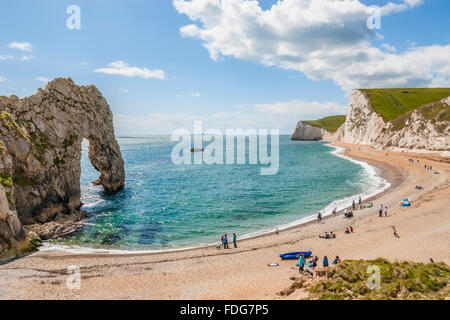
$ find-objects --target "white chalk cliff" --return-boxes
[336,90,450,153]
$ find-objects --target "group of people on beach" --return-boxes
[298,254,341,276]
[219,233,237,249]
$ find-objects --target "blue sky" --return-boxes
[1,0,449,134]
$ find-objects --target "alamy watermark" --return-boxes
[367,5,381,30]
[171,121,279,175]
[66,265,81,290]
[66,5,81,30]
[366,265,381,290]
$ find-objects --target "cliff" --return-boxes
[337,90,450,153]
[0,78,125,259]
[291,115,346,141]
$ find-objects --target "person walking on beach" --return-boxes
[298,254,305,273]
[323,256,329,267]
[317,211,322,223]
[352,200,356,210]
[223,234,229,249]
[384,206,388,217]
[379,204,383,217]
[220,234,224,248]
[233,233,237,248]
[359,196,362,210]
[332,207,337,216]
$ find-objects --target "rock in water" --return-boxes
[0,78,125,259]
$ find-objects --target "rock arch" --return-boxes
[0,78,125,258]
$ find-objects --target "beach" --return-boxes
[0,143,449,300]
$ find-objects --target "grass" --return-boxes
[0,172,12,187]
[282,259,450,300]
[304,115,346,133]
[361,88,450,122]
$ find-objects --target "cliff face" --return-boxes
[0,78,125,259]
[291,121,324,141]
[337,90,450,153]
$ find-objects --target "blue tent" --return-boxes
[400,198,411,207]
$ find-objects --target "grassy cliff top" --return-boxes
[304,115,346,133]
[361,88,450,122]
[280,259,450,300]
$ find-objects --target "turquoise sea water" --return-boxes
[54,136,386,251]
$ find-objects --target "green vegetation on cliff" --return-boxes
[361,88,450,122]
[304,115,346,133]
[282,259,450,300]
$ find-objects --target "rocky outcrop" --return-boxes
[0,78,125,259]
[337,90,450,153]
[291,122,336,141]
[291,121,325,141]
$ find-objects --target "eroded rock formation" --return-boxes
[0,78,125,259]
[291,121,333,141]
[336,90,450,153]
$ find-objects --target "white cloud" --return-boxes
[0,54,14,60]
[113,99,347,135]
[94,61,166,79]
[36,76,50,83]
[8,41,33,52]
[173,0,448,91]
[119,88,129,94]
[0,76,7,82]
[190,92,202,97]
[381,43,397,53]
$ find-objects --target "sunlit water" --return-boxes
[52,136,388,251]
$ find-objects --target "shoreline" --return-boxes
[39,141,392,256]
[1,142,449,299]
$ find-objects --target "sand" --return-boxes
[0,143,449,300]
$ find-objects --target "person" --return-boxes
[331,231,336,238]
[223,234,229,249]
[323,256,329,267]
[345,227,350,234]
[332,256,341,265]
[308,256,318,268]
[320,232,330,239]
[220,234,224,248]
[352,200,356,210]
[384,206,388,217]
[298,254,305,273]
[233,233,237,248]
[350,226,354,233]
[379,204,383,217]
[317,211,322,223]
[344,208,349,217]
[332,207,337,216]
[392,226,400,238]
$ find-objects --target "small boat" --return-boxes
[279,251,312,260]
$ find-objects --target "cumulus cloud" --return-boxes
[8,41,33,52]
[0,76,7,82]
[173,0,448,91]
[113,99,347,135]
[36,76,50,83]
[94,61,166,79]
[190,92,202,97]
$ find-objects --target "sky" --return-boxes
[0,0,449,135]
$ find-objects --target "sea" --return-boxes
[46,135,389,253]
